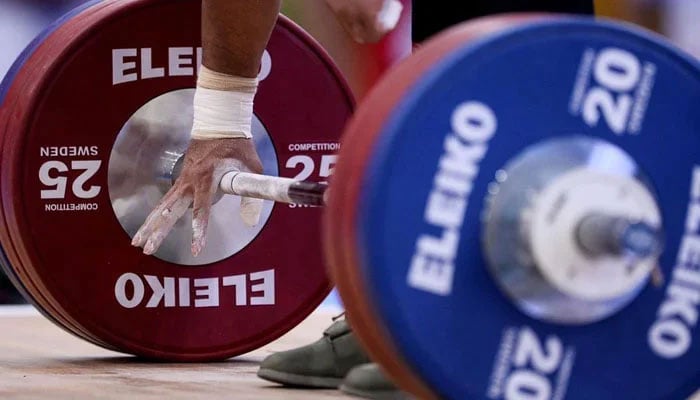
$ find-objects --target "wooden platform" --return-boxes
[0,306,697,399]
[0,306,350,399]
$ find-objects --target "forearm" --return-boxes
[202,0,282,77]
[135,1,280,256]
[194,1,282,140]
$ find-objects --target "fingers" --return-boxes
[131,188,181,248]
[239,151,264,227]
[240,196,264,227]
[143,194,193,255]
[345,18,391,44]
[191,182,215,257]
[328,0,399,44]
[132,137,266,258]
[131,187,193,256]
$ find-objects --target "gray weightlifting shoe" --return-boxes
[257,316,371,388]
[340,363,410,400]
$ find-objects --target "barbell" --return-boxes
[0,0,698,399]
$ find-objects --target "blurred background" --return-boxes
[2,0,699,99]
[0,0,698,304]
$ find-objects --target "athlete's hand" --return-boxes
[131,138,263,256]
[325,0,404,43]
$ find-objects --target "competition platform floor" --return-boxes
[0,296,698,400]
[0,297,350,400]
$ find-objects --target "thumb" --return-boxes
[240,196,264,227]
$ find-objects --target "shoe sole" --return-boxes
[257,368,343,389]
[339,384,412,400]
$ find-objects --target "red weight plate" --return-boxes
[0,1,117,347]
[1,109,105,345]
[3,0,353,361]
[324,14,551,399]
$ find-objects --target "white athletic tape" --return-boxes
[376,0,404,32]
[191,66,258,140]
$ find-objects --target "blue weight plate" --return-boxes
[358,18,700,399]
